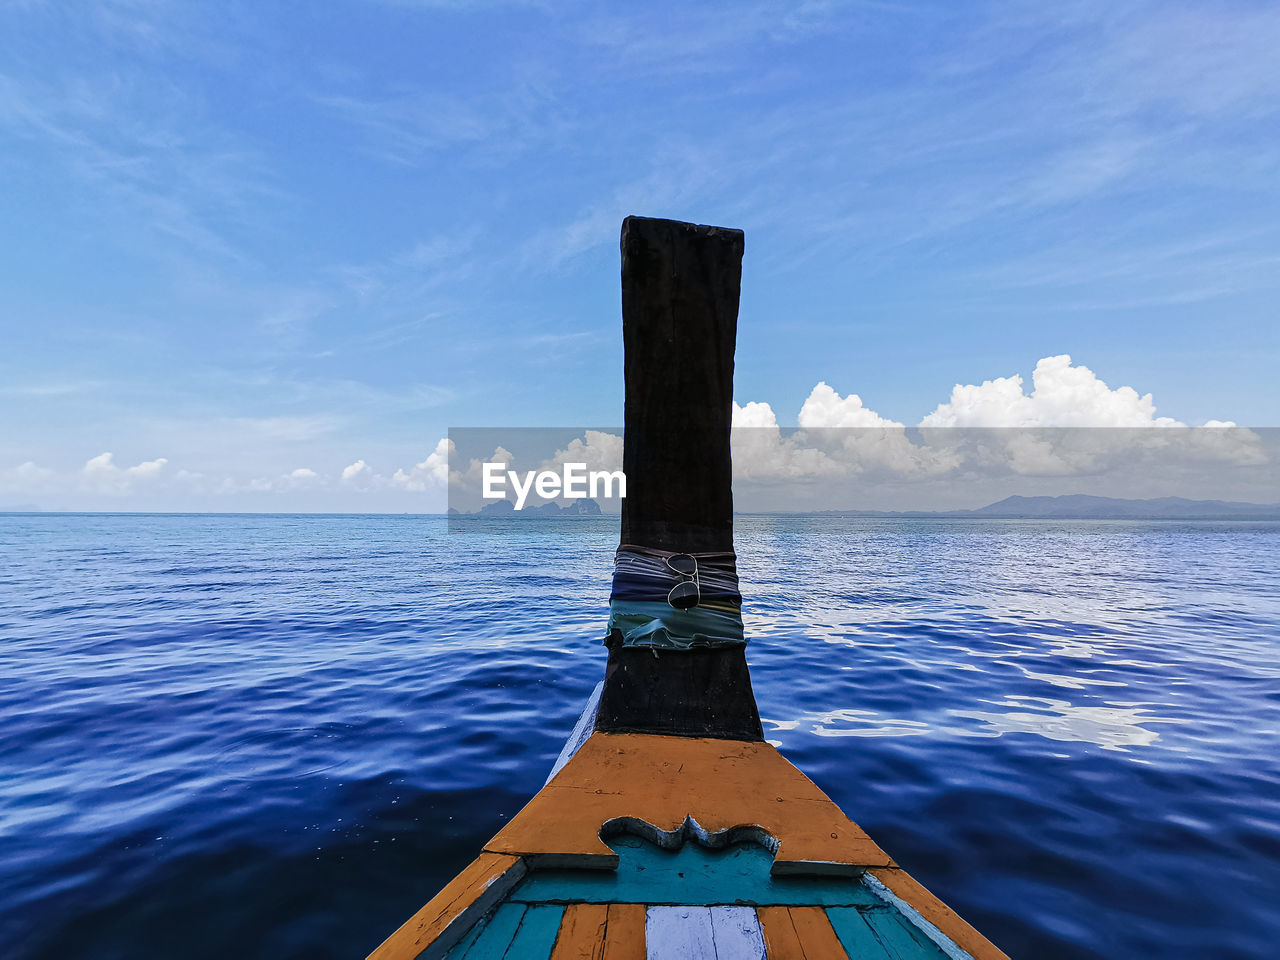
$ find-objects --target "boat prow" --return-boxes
[366,217,1008,959]
[369,726,1007,959]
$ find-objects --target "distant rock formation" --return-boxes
[563,497,603,516]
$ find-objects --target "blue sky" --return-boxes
[1,1,1277,511]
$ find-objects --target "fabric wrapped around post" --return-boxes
[606,545,745,649]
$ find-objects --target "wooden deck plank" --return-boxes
[551,903,610,960]
[645,906,716,959]
[602,904,646,960]
[825,908,895,958]
[486,732,890,874]
[787,907,849,959]
[757,906,803,960]
[504,904,565,959]
[455,903,527,960]
[861,909,949,960]
[367,852,525,960]
[442,913,490,960]
[709,905,767,959]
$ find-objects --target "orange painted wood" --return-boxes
[366,852,523,960]
[551,903,610,960]
[759,906,851,959]
[869,867,1011,960]
[787,907,847,958]
[602,904,646,960]
[757,906,803,959]
[486,732,890,873]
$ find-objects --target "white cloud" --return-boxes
[726,355,1264,485]
[80,452,169,494]
[391,438,453,491]
[340,459,371,483]
[1,357,1265,510]
[542,430,623,475]
[920,354,1181,428]
[731,399,842,480]
[798,382,903,430]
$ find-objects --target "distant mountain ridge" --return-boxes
[461,498,605,517]
[779,495,1280,520]
[970,495,1279,519]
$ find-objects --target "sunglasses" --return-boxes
[665,553,700,610]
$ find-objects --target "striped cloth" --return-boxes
[606,545,745,650]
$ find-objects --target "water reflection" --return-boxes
[948,697,1178,751]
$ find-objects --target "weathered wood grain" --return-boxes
[786,907,850,958]
[603,904,647,960]
[756,907,803,959]
[597,215,762,742]
[824,908,891,958]
[860,908,948,960]
[551,903,610,960]
[453,903,528,960]
[645,906,716,959]
[709,905,767,959]
[485,732,891,873]
[366,852,525,960]
[505,904,566,958]
[617,215,741,555]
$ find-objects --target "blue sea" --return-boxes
[2,513,1278,959]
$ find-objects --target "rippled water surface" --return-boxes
[2,513,1278,958]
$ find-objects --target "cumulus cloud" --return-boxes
[340,459,371,483]
[0,358,1265,510]
[243,466,324,492]
[920,355,1181,428]
[799,383,903,430]
[727,355,1264,485]
[391,438,453,491]
[542,429,623,475]
[81,452,169,494]
[731,399,842,480]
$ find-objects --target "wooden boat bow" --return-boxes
[367,217,1010,960]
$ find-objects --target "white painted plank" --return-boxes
[646,906,716,959]
[546,680,604,784]
[709,905,766,959]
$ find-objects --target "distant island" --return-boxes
[452,498,605,517]
[769,495,1280,520]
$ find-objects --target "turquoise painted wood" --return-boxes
[442,911,492,959]
[826,907,891,957]
[446,902,527,959]
[444,837,953,960]
[827,907,950,960]
[504,903,565,958]
[861,906,950,960]
[511,835,881,907]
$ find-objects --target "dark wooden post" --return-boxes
[595,216,764,741]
